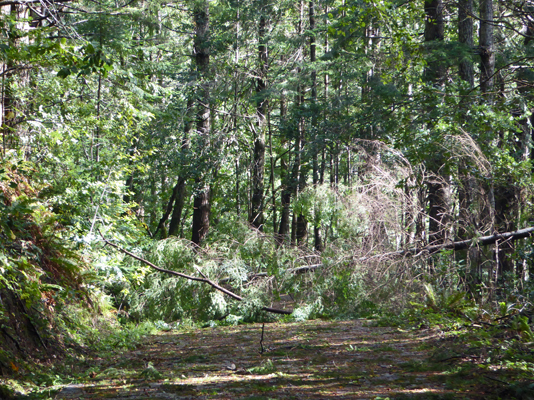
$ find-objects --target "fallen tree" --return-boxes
[224,227,534,279]
[99,232,292,315]
[370,226,534,260]
[100,227,534,316]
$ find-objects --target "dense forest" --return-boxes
[1,0,534,395]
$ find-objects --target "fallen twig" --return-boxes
[260,323,265,355]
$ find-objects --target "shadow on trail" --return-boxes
[57,320,494,399]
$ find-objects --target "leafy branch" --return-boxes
[98,231,292,315]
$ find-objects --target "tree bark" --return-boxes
[250,5,269,230]
[294,0,307,247]
[191,0,211,245]
[277,90,291,245]
[424,0,449,247]
[310,0,323,252]
[168,176,187,236]
[458,0,474,86]
[479,0,495,97]
[168,98,194,237]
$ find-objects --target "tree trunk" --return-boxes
[168,177,187,236]
[310,0,323,252]
[277,91,291,245]
[293,0,307,247]
[457,0,475,240]
[191,0,211,245]
[479,0,495,98]
[250,7,269,230]
[169,98,194,237]
[424,0,449,247]
[458,0,474,87]
[457,0,482,284]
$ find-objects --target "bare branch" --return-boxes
[364,226,534,260]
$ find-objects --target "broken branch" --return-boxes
[366,226,534,260]
[99,232,292,315]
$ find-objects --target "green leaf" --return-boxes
[57,68,71,78]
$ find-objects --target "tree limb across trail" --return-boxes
[370,226,534,260]
[99,232,292,315]
[226,227,534,279]
[99,227,534,315]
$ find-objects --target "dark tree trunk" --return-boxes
[191,0,211,245]
[424,0,445,83]
[457,0,482,284]
[250,7,269,230]
[191,185,211,245]
[168,177,187,236]
[458,0,474,87]
[457,0,475,241]
[293,0,307,246]
[424,0,449,247]
[310,0,323,252]
[479,0,495,97]
[169,98,194,237]
[277,91,291,245]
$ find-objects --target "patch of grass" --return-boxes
[291,343,328,350]
[247,359,277,375]
[184,355,208,363]
[345,344,372,352]
[268,349,288,356]
[248,382,278,392]
[372,345,398,352]
[395,394,459,400]
[400,360,435,372]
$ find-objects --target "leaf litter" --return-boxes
[56,319,500,399]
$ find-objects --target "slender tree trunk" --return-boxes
[295,0,307,247]
[268,112,277,233]
[424,0,449,247]
[309,0,323,252]
[479,0,495,98]
[191,0,211,245]
[458,0,474,87]
[250,5,269,230]
[277,90,291,245]
[457,0,483,284]
[479,0,512,278]
[457,0,475,240]
[233,8,241,217]
[168,179,187,236]
[169,99,194,236]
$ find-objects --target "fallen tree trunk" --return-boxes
[225,227,534,282]
[99,232,292,315]
[101,227,534,313]
[369,226,534,260]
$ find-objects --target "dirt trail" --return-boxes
[56,320,493,399]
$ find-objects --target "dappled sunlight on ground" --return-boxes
[56,319,497,399]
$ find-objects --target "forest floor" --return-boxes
[53,319,514,400]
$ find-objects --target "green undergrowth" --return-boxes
[0,159,158,398]
[375,284,534,397]
[0,316,160,399]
